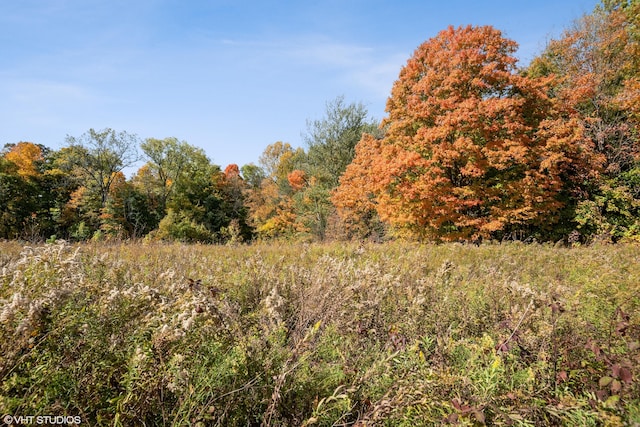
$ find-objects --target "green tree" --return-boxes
[137,138,240,242]
[43,147,89,238]
[135,138,219,236]
[298,97,381,239]
[65,128,140,207]
[99,172,157,239]
[304,96,380,188]
[163,144,219,220]
[0,143,65,240]
[139,137,193,217]
[154,208,214,242]
[0,155,36,239]
[240,163,266,190]
[217,164,253,241]
[291,175,333,240]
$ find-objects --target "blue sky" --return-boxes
[1,0,598,171]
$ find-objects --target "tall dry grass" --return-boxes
[1,240,638,425]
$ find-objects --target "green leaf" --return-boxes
[599,376,613,387]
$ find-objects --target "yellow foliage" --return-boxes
[4,142,42,178]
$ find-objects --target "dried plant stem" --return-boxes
[498,299,533,352]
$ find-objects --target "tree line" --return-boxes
[2,0,639,244]
[0,98,375,243]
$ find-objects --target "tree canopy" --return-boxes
[1,1,638,243]
[335,25,601,241]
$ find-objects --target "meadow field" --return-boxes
[0,241,639,426]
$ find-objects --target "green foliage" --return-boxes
[71,221,92,240]
[293,185,328,239]
[304,96,380,188]
[152,209,214,242]
[575,177,640,242]
[138,137,200,218]
[0,158,36,239]
[240,163,266,189]
[65,128,140,207]
[109,183,157,239]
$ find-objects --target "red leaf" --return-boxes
[619,367,633,384]
[557,370,568,383]
[612,363,621,378]
[451,398,463,411]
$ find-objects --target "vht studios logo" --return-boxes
[3,415,82,425]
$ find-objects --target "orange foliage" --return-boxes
[224,164,241,179]
[109,171,127,191]
[537,8,631,109]
[245,178,306,238]
[530,5,640,172]
[332,134,386,235]
[244,142,309,238]
[287,169,307,191]
[221,163,244,192]
[335,26,601,240]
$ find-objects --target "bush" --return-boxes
[152,209,214,243]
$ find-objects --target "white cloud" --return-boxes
[226,35,407,103]
[5,79,93,105]
[347,52,407,99]
[287,39,374,68]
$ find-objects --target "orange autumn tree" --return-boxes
[245,142,308,239]
[4,142,43,178]
[335,25,600,241]
[527,1,640,175]
[332,134,387,238]
[527,1,640,241]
